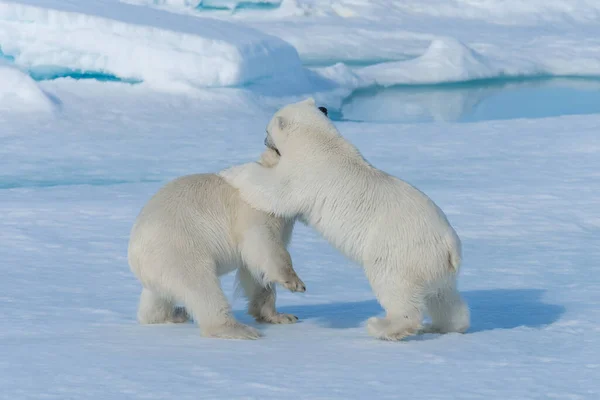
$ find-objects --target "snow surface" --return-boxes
[1,0,600,399]
[4,0,600,96]
[0,1,306,92]
[124,0,282,11]
[0,60,55,112]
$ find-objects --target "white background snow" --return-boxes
[1,0,599,399]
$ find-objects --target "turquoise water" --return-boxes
[334,77,600,123]
[196,1,280,11]
[0,48,15,62]
[1,49,140,83]
[28,66,141,84]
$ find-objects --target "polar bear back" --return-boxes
[299,161,459,269]
[128,173,289,283]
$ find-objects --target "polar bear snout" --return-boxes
[264,135,280,156]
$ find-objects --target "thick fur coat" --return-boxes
[220,98,470,340]
[128,149,305,340]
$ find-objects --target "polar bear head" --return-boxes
[264,98,332,157]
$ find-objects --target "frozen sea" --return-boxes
[1,1,599,399]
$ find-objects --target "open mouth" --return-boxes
[264,136,280,156]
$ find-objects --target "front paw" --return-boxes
[202,321,263,340]
[277,272,306,293]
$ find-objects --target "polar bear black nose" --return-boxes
[318,106,328,116]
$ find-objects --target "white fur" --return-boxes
[219,98,470,341]
[128,149,305,340]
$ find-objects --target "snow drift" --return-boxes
[0,1,305,92]
[0,60,55,112]
[314,38,540,89]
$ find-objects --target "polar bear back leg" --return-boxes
[423,280,470,334]
[171,259,262,340]
[236,266,299,324]
[365,273,426,341]
[137,288,189,324]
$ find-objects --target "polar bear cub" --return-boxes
[128,149,305,340]
[220,98,470,341]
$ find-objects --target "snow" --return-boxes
[1,0,600,398]
[375,0,600,25]
[124,0,282,12]
[0,60,55,112]
[0,1,306,92]
[231,1,600,85]
[2,0,600,95]
[356,38,531,87]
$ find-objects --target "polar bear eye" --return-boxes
[318,106,328,116]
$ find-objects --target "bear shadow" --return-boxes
[274,289,565,333]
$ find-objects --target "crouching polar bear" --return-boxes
[128,148,305,340]
[220,98,470,341]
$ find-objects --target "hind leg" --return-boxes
[422,282,470,334]
[176,262,262,340]
[365,271,425,341]
[236,266,298,324]
[137,288,189,324]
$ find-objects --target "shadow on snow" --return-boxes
[273,288,565,333]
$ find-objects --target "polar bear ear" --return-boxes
[276,116,287,131]
[303,97,316,106]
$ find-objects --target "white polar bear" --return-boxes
[219,98,470,341]
[128,149,305,340]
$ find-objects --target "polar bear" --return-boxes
[219,98,470,341]
[127,148,305,340]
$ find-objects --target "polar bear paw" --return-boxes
[418,322,469,335]
[273,269,306,293]
[256,312,299,324]
[418,323,444,334]
[280,275,306,293]
[367,316,421,341]
[202,321,263,340]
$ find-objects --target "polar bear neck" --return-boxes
[286,125,371,169]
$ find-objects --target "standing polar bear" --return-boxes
[128,148,305,340]
[220,98,470,341]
